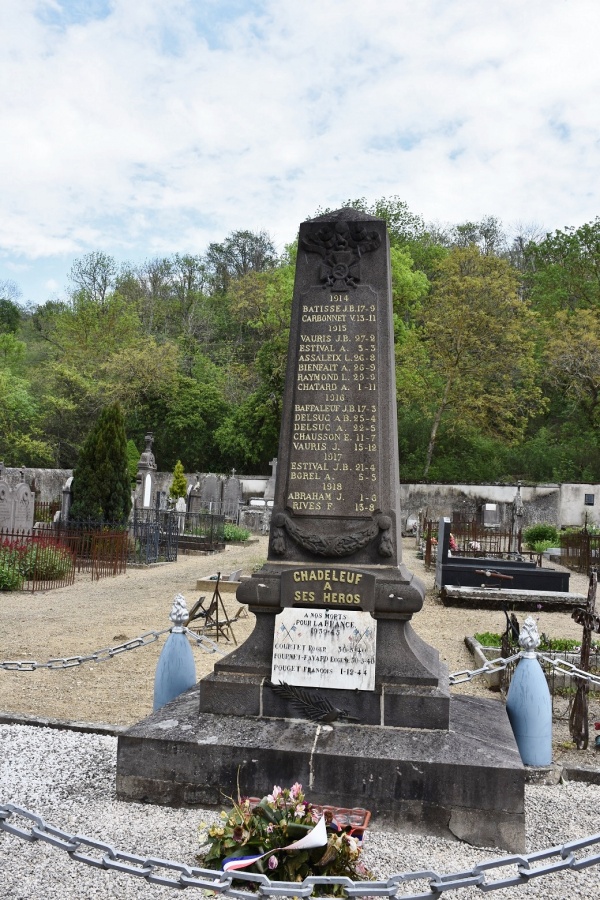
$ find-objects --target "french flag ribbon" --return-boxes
[222,814,328,872]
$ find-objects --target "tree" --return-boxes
[525,218,600,315]
[69,251,118,305]
[170,460,187,499]
[205,230,278,294]
[418,246,542,477]
[126,439,140,484]
[0,297,21,334]
[70,403,132,522]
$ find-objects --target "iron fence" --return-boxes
[560,531,600,573]
[478,644,600,712]
[0,529,76,591]
[130,507,179,564]
[422,519,540,569]
[33,498,61,524]
[178,511,225,554]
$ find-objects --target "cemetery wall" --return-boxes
[1,466,268,505]
[400,482,599,530]
[3,465,597,527]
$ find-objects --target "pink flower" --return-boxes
[295,803,306,817]
[267,785,282,802]
[290,782,303,799]
[266,823,274,833]
[268,855,279,870]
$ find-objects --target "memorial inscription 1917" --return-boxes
[203,208,446,730]
[270,215,396,563]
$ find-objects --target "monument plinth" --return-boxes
[117,210,525,852]
[201,208,448,728]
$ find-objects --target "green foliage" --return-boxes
[9,206,600,483]
[531,540,554,553]
[223,523,251,542]
[0,537,72,589]
[523,523,559,548]
[70,402,132,522]
[126,439,139,483]
[170,460,188,499]
[198,783,370,886]
[474,631,587,652]
[0,298,21,334]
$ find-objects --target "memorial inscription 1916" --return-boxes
[271,218,395,560]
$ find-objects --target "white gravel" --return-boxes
[1,723,600,899]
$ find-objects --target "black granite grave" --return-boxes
[435,517,570,592]
[116,210,525,851]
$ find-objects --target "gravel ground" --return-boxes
[1,723,599,899]
[1,537,600,897]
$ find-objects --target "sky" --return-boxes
[1,0,600,306]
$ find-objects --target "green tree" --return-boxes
[170,460,187,499]
[419,246,542,477]
[525,218,600,315]
[126,439,140,484]
[70,403,132,522]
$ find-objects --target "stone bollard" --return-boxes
[153,594,197,712]
[506,616,552,766]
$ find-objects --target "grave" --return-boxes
[0,470,34,534]
[435,517,571,594]
[116,209,525,851]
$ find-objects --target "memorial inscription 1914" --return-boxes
[119,210,526,855]
[200,208,449,730]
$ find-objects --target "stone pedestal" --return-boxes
[117,686,525,852]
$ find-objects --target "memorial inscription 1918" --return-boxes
[270,215,396,563]
[203,208,446,731]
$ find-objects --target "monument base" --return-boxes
[116,686,525,852]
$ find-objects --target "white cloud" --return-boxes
[1,0,600,302]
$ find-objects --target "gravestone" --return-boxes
[117,210,525,851]
[136,433,157,509]
[13,477,34,534]
[0,471,34,533]
[0,475,13,533]
[200,473,222,510]
[264,457,277,501]
[222,473,242,518]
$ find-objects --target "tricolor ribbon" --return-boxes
[222,814,328,872]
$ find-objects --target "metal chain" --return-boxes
[0,627,223,672]
[537,653,600,687]
[1,803,599,897]
[448,652,521,685]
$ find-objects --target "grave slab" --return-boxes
[116,685,525,852]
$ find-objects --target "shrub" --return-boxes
[223,524,251,542]
[532,540,554,553]
[523,523,559,549]
[19,542,72,580]
[0,561,23,591]
[170,460,188,500]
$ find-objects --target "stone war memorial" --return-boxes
[117,209,525,851]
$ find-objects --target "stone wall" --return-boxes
[3,465,598,529]
[399,482,581,530]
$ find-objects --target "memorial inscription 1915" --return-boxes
[270,216,395,562]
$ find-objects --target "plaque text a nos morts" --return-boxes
[200,209,449,728]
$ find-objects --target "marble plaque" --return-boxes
[271,607,376,691]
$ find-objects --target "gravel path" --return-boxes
[1,538,600,897]
[1,723,599,899]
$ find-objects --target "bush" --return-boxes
[19,542,72,580]
[532,540,554,553]
[0,561,23,591]
[474,631,598,652]
[223,523,251,542]
[523,523,559,549]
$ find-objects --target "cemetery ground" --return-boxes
[1,536,598,771]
